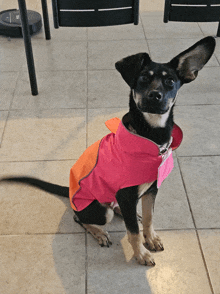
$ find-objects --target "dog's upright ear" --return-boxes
[115,53,151,88]
[169,36,216,83]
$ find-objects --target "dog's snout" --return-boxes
[148,90,163,101]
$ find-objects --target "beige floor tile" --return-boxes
[37,16,88,41]
[0,111,8,145]
[49,26,87,41]
[0,72,19,110]
[87,108,128,146]
[174,105,220,156]
[141,13,203,39]
[87,231,212,294]
[0,35,10,43]
[0,109,86,161]
[22,40,87,71]
[88,40,149,70]
[178,157,220,229]
[0,234,86,294]
[0,160,85,234]
[150,158,194,229]
[146,230,212,294]
[0,39,26,71]
[147,38,219,66]
[0,0,42,11]
[88,22,145,41]
[88,70,130,109]
[140,0,164,12]
[34,14,88,41]
[87,232,152,294]
[198,22,220,37]
[12,71,87,109]
[212,37,220,65]
[175,67,220,106]
[198,229,220,293]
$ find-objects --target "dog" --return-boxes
[0,36,215,266]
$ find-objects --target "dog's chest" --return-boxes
[128,124,169,198]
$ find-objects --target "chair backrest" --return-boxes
[52,0,139,28]
[164,0,220,23]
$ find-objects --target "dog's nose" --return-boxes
[148,90,163,101]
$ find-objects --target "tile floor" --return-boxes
[0,1,220,293]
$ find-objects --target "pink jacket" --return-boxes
[69,117,183,211]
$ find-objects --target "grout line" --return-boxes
[214,52,220,66]
[0,232,86,237]
[197,22,206,37]
[4,103,220,112]
[195,230,215,294]
[87,37,146,42]
[175,103,220,106]
[140,13,152,57]
[0,159,79,163]
[0,71,20,149]
[176,156,215,294]
[1,227,219,237]
[177,154,220,158]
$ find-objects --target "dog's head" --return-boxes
[115,37,216,115]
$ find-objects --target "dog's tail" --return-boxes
[0,176,69,197]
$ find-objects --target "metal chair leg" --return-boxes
[134,0,139,25]
[217,22,220,37]
[18,0,38,96]
[41,0,51,40]
[52,0,59,29]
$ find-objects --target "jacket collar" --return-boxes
[105,116,183,156]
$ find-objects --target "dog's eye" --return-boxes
[139,76,148,83]
[165,78,175,87]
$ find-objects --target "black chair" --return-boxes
[51,0,139,28]
[164,0,220,37]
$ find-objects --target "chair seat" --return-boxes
[164,0,220,36]
[53,0,139,27]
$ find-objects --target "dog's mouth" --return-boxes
[137,103,169,115]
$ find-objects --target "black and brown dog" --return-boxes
[0,36,215,266]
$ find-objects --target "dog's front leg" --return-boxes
[116,187,155,266]
[141,181,164,252]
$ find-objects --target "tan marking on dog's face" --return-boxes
[162,71,168,76]
[149,70,154,76]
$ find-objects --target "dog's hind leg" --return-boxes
[74,200,114,247]
[141,181,164,252]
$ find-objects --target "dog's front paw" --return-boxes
[128,233,155,266]
[135,245,155,266]
[85,224,112,247]
[94,229,112,247]
[143,227,164,252]
[74,215,112,247]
